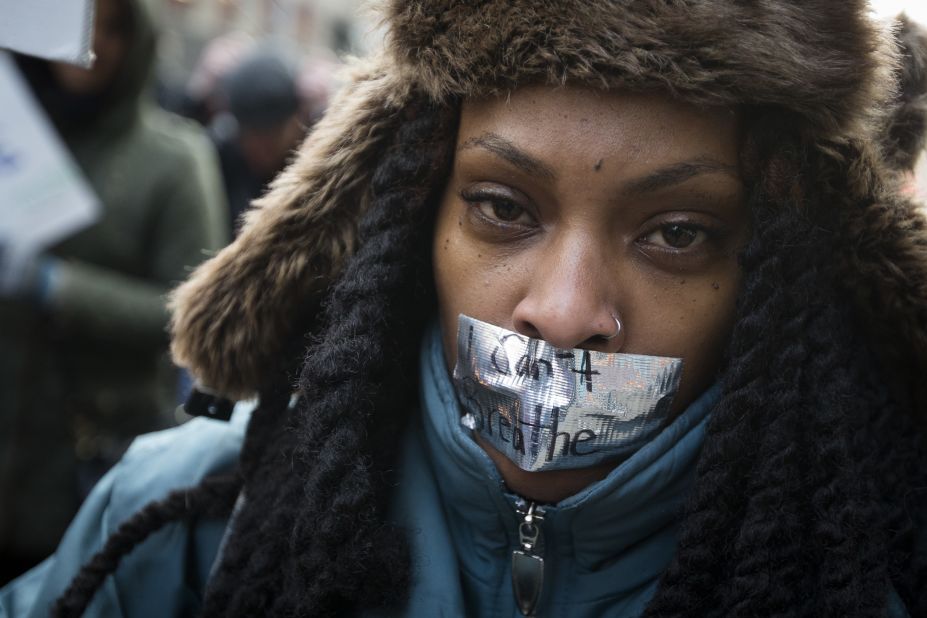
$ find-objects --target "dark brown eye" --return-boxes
[464,194,533,225]
[461,185,535,227]
[660,224,699,248]
[640,222,707,250]
[486,200,525,222]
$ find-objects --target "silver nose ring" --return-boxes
[602,315,623,341]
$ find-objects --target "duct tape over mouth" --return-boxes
[453,315,683,472]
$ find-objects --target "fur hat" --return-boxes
[170,0,919,401]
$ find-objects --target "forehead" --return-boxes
[457,85,740,172]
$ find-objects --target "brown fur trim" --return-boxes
[169,58,413,398]
[387,0,897,141]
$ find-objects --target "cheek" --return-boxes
[433,200,530,369]
[628,266,741,412]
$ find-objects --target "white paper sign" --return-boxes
[0,52,100,291]
[0,0,96,67]
[915,153,927,205]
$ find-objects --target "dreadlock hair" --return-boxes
[52,473,241,617]
[55,100,927,616]
[643,109,927,617]
[199,99,456,616]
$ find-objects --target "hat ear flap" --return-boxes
[170,58,415,399]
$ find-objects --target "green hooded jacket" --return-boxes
[0,0,228,562]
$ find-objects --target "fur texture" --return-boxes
[388,0,895,138]
[170,60,413,397]
[171,0,903,400]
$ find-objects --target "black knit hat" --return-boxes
[223,51,299,129]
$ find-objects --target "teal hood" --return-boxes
[383,323,720,617]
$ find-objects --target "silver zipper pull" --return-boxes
[512,499,545,616]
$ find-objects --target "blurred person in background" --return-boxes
[0,0,227,584]
[213,50,308,236]
[883,14,927,200]
[170,32,255,128]
[296,56,337,127]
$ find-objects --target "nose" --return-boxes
[511,238,625,351]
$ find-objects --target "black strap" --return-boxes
[184,387,235,421]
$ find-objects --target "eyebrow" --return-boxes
[458,131,738,192]
[459,132,556,179]
[622,159,739,196]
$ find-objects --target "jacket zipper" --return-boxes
[512,498,546,616]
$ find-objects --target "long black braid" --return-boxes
[199,99,456,616]
[644,111,927,616]
[52,473,241,617]
[640,113,803,614]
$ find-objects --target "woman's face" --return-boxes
[433,86,748,498]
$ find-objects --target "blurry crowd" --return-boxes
[1,0,927,590]
[0,0,342,584]
[158,31,340,237]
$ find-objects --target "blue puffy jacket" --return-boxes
[0,326,914,617]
